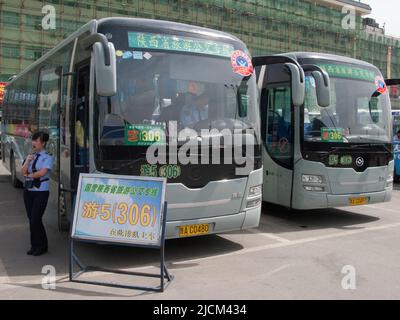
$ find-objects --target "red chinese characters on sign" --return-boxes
[127,129,139,143]
[231,50,253,77]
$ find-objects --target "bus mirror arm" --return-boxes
[81,33,117,97]
[385,79,400,86]
[252,56,303,77]
[284,63,305,107]
[302,65,329,86]
[81,33,111,66]
[372,78,400,100]
[302,64,331,108]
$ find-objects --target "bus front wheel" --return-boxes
[10,154,23,188]
[58,191,71,232]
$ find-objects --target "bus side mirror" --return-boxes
[285,63,305,107]
[311,69,331,107]
[94,42,117,97]
[369,97,379,123]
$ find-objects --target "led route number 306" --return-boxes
[81,201,157,228]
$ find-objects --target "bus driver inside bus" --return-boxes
[179,81,209,127]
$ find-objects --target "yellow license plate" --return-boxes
[349,197,369,206]
[179,224,210,237]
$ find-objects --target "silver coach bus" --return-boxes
[255,52,397,210]
[1,17,271,238]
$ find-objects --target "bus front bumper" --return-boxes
[164,206,261,239]
[292,187,392,210]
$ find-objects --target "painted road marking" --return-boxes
[1,220,400,289]
[168,221,400,266]
[247,228,292,243]
[108,221,400,273]
[364,205,400,214]
[0,259,10,286]
[265,264,291,277]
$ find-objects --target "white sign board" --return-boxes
[71,174,167,247]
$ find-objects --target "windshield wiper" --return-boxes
[164,126,259,147]
[319,146,350,159]
[112,157,146,171]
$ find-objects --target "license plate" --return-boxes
[179,224,210,237]
[349,197,369,206]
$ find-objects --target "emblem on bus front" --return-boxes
[231,50,253,77]
[355,157,365,167]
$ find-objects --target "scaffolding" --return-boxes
[1,0,399,91]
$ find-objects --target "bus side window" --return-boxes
[265,86,293,167]
[37,66,61,173]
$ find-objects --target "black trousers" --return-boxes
[23,190,49,250]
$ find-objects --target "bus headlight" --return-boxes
[248,185,262,197]
[246,198,261,208]
[246,185,262,208]
[302,174,323,184]
[387,174,393,187]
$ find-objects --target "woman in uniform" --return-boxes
[21,131,53,256]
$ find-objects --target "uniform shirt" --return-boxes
[25,150,53,192]
[180,104,208,127]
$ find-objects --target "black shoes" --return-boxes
[33,247,48,256]
[27,247,48,256]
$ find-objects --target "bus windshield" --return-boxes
[303,62,391,147]
[95,46,259,159]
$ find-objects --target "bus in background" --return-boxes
[0,82,7,159]
[0,82,6,107]
[1,18,269,238]
[254,52,398,210]
[393,110,400,182]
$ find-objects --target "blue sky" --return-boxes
[362,0,400,37]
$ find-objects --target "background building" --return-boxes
[1,0,399,108]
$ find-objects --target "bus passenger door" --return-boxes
[259,64,294,208]
[71,63,90,189]
[58,61,90,231]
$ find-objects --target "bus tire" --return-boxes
[59,218,70,232]
[58,191,70,232]
[10,153,23,188]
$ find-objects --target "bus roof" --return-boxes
[7,17,244,87]
[280,51,377,69]
[97,17,242,43]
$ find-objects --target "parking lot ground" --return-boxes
[1,162,400,299]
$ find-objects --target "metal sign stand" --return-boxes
[69,201,173,292]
